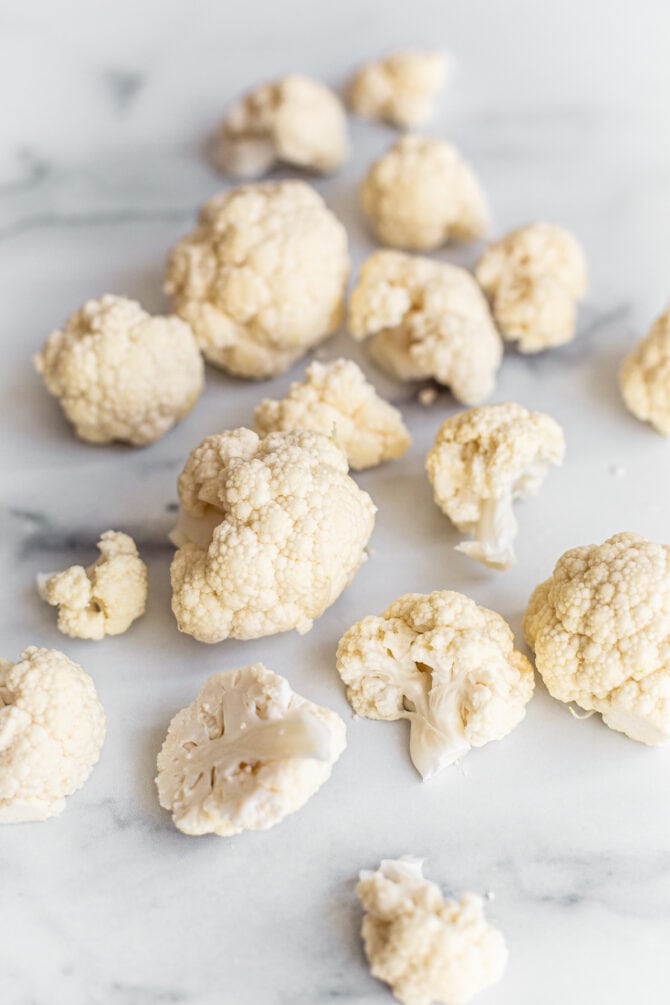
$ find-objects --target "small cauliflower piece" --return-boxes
[523,532,670,745]
[33,295,204,445]
[170,428,376,643]
[359,135,489,251]
[357,857,508,1005]
[475,222,588,353]
[38,531,147,640]
[347,50,447,128]
[253,358,410,470]
[348,250,501,405]
[426,403,566,570]
[156,663,346,836]
[337,591,534,780]
[620,307,670,436]
[165,181,350,379]
[0,647,106,823]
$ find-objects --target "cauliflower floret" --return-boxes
[165,181,350,379]
[215,73,348,178]
[359,135,489,251]
[253,358,410,470]
[170,428,376,643]
[0,647,106,823]
[620,307,670,436]
[33,295,204,445]
[156,663,346,836]
[347,50,447,128]
[523,532,670,745]
[475,223,588,353]
[348,250,501,405]
[357,857,508,1005]
[426,403,566,570]
[37,531,147,640]
[337,591,534,780]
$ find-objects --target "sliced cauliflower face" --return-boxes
[170,428,376,643]
[164,181,350,379]
[253,358,410,470]
[620,308,670,436]
[347,50,447,128]
[156,663,346,836]
[0,647,106,823]
[337,591,534,779]
[426,403,566,570]
[523,532,670,745]
[33,295,204,445]
[475,223,588,353]
[38,531,147,640]
[359,135,489,252]
[348,251,502,405]
[357,857,508,1005]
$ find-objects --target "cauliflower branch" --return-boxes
[620,307,670,436]
[347,50,447,128]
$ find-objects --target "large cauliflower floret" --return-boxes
[359,135,489,251]
[475,223,588,353]
[253,358,411,470]
[523,532,670,745]
[37,531,147,640]
[165,182,350,379]
[347,50,447,128]
[620,308,670,436]
[215,74,348,178]
[156,664,346,837]
[357,857,508,1005]
[0,647,106,823]
[170,428,376,642]
[337,591,534,780]
[33,295,204,445]
[348,251,502,405]
[426,403,566,570]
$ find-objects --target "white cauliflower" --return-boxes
[357,857,508,1005]
[337,591,534,780]
[37,531,147,640]
[165,181,350,379]
[348,250,502,405]
[359,135,489,251]
[253,358,411,470]
[426,403,566,570]
[170,428,376,643]
[620,307,670,436]
[215,73,348,178]
[347,50,447,128]
[475,223,588,353]
[523,532,670,745]
[33,295,204,445]
[156,663,346,836]
[0,647,106,823]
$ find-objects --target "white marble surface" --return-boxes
[2,1,670,1002]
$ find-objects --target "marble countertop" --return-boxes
[2,1,670,1002]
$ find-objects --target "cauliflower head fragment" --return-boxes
[475,223,588,353]
[357,857,508,1005]
[170,428,376,642]
[348,251,501,405]
[38,531,147,640]
[337,591,534,779]
[359,135,489,251]
[33,295,204,445]
[216,73,348,178]
[165,181,350,379]
[426,403,565,570]
[347,50,447,128]
[0,647,106,823]
[253,358,410,470]
[156,663,346,836]
[620,307,670,436]
[523,532,670,745]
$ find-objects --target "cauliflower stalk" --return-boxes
[620,307,670,436]
[347,50,447,128]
